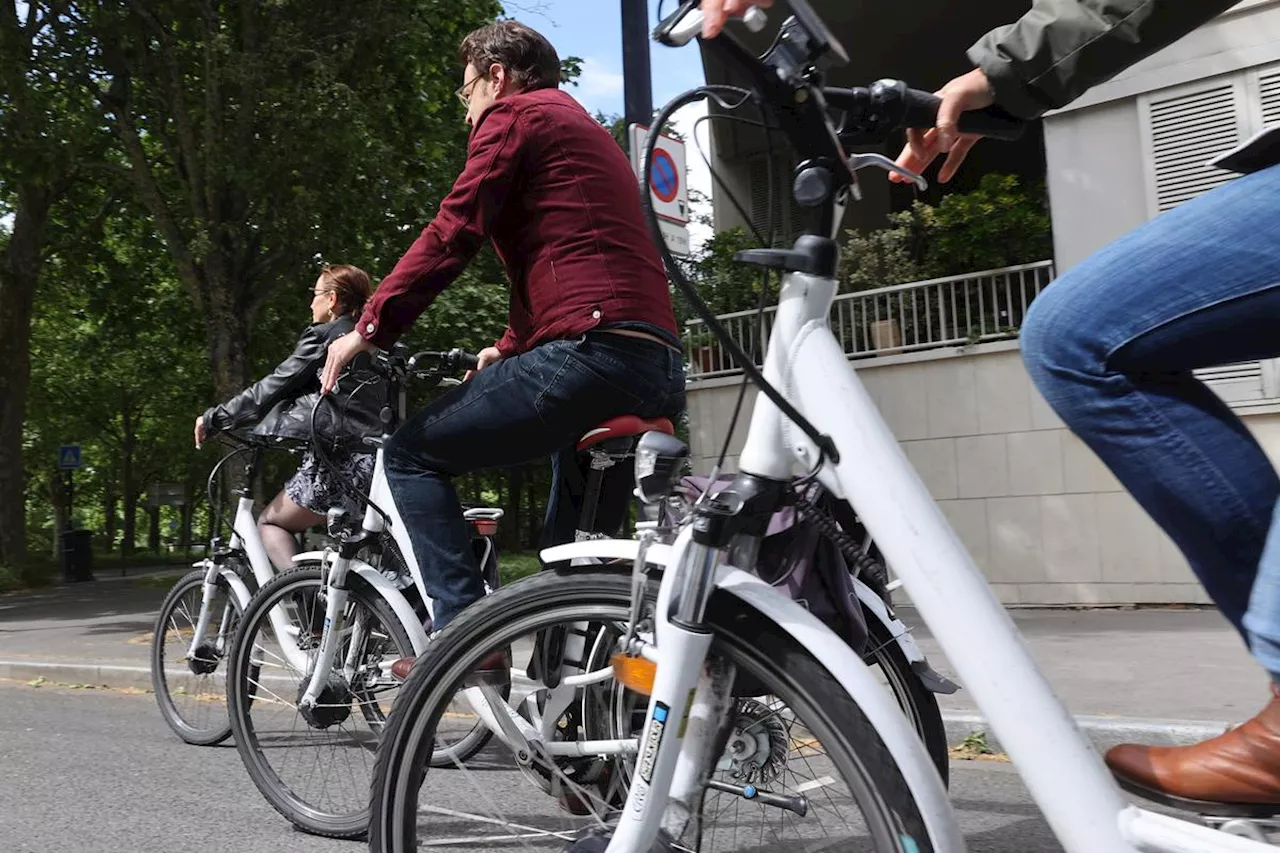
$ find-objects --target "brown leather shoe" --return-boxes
[1106,684,1280,816]
[392,649,511,684]
[463,647,512,687]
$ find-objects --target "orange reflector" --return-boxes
[470,519,498,536]
[610,652,656,696]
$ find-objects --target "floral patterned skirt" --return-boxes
[285,449,376,517]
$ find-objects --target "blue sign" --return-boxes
[58,445,82,471]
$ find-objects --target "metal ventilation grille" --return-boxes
[1259,68,1280,126]
[1148,84,1242,212]
[1196,362,1267,405]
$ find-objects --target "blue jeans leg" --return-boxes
[1020,164,1280,667]
[383,334,685,630]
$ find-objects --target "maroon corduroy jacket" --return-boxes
[357,87,678,356]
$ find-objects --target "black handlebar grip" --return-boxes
[899,86,1025,142]
[450,348,480,372]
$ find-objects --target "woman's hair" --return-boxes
[318,264,372,318]
[459,21,560,92]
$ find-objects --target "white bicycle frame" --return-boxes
[184,447,442,697]
[538,256,1272,852]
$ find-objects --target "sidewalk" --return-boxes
[0,574,1265,751]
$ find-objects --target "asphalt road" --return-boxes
[0,677,1148,853]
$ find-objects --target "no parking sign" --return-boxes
[629,124,690,257]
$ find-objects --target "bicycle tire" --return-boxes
[227,564,412,839]
[863,603,949,786]
[370,568,934,853]
[151,569,243,746]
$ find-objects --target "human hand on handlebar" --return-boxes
[194,415,206,449]
[321,329,376,395]
[891,68,995,185]
[464,346,504,381]
[700,0,772,38]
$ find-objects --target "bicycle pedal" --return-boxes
[1203,816,1280,843]
[1118,775,1280,820]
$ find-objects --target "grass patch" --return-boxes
[949,730,1009,762]
[500,552,543,585]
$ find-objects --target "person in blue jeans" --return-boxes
[886,4,1280,810]
[701,0,1280,810]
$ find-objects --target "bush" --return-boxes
[840,174,1052,292]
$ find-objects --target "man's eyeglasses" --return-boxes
[456,74,483,108]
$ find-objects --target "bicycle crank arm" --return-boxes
[705,779,809,816]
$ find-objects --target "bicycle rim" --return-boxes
[370,569,932,853]
[227,565,411,839]
[151,569,242,746]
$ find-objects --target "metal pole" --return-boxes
[621,0,653,133]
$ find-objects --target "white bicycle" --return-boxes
[214,346,510,839]
[367,2,1276,852]
[151,352,504,753]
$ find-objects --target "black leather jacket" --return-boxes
[202,315,385,451]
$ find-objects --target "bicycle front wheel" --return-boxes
[370,568,933,853]
[227,564,412,839]
[151,569,244,746]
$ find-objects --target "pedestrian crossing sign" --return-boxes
[58,445,82,471]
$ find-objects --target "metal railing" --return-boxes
[684,260,1056,380]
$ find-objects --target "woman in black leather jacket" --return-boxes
[193,265,385,571]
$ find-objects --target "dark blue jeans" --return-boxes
[383,332,686,630]
[1020,163,1280,677]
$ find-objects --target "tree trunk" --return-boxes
[147,506,160,553]
[179,483,194,555]
[50,475,67,560]
[504,467,523,553]
[103,485,118,553]
[0,184,53,568]
[121,403,137,557]
[203,285,252,400]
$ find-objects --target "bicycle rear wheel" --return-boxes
[370,568,933,853]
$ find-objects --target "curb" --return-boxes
[2,657,1234,755]
[0,659,155,690]
[942,710,1230,754]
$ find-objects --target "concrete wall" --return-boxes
[686,341,1280,606]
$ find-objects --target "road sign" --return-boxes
[628,124,689,223]
[58,445,81,471]
[629,123,691,258]
[148,482,186,508]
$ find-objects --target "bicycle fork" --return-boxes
[599,529,730,853]
[299,549,354,710]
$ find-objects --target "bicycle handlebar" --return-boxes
[655,0,1026,164]
[826,81,1025,143]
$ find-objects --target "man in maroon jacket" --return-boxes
[321,21,686,672]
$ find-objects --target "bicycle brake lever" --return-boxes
[848,153,928,191]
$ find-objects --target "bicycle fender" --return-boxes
[293,551,431,654]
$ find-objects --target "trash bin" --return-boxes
[61,529,94,583]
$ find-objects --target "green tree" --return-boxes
[0,1,108,568]
[60,0,503,400]
[26,187,208,558]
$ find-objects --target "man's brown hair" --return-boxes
[460,21,560,92]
